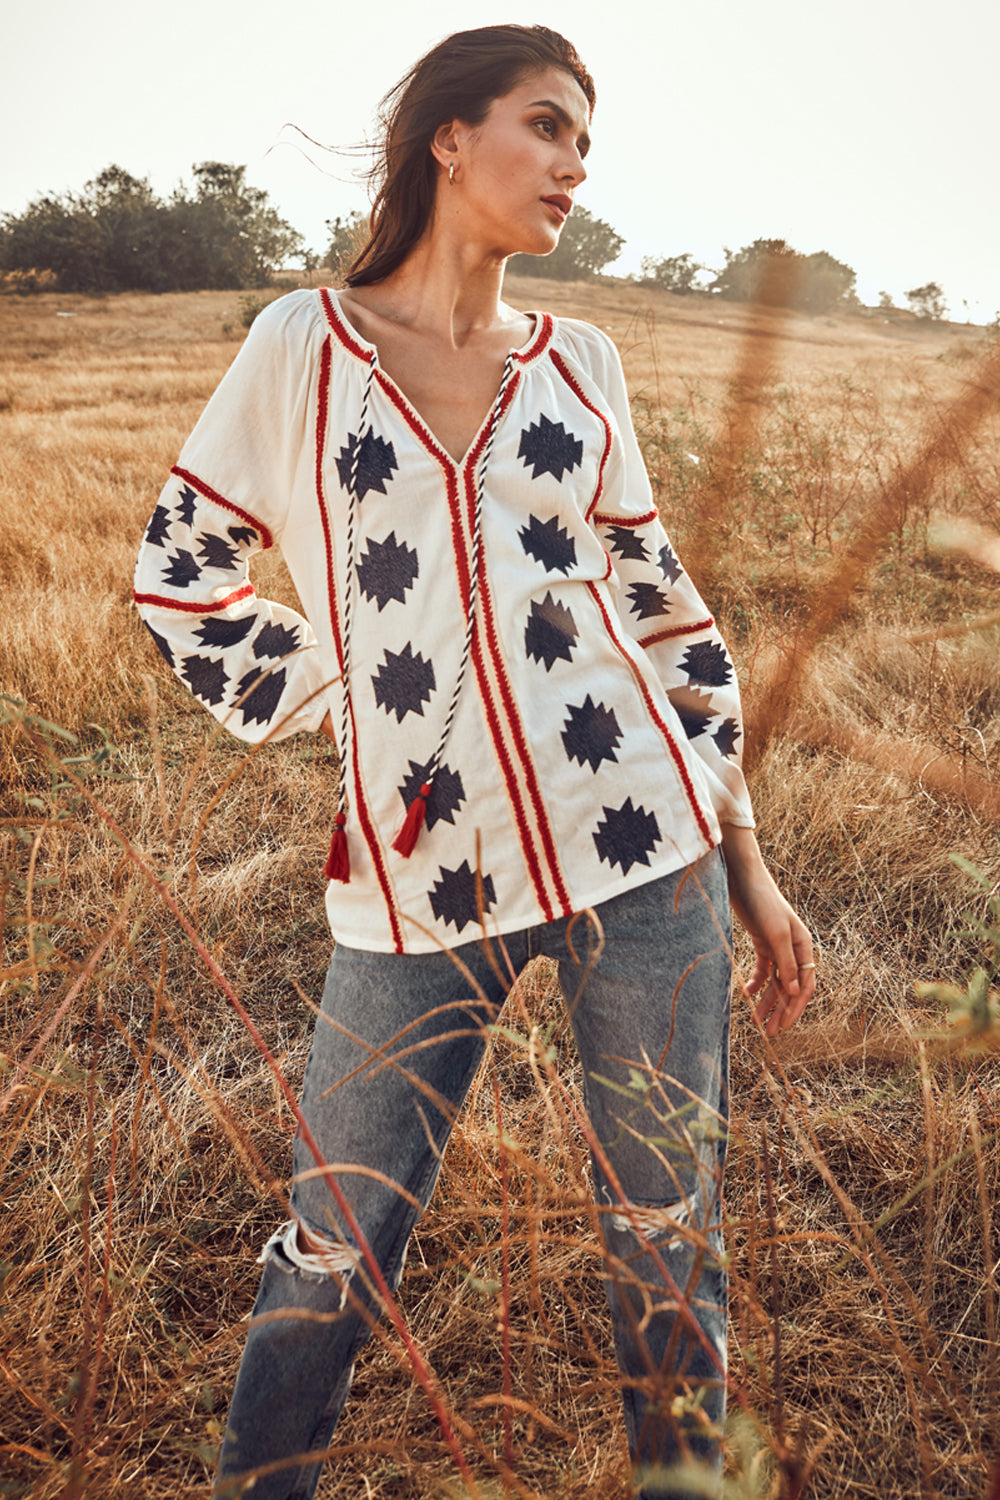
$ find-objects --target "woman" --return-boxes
[134,23,814,1498]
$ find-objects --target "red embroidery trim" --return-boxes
[461,436,570,918]
[591,509,658,528]
[315,334,404,952]
[319,287,368,361]
[549,350,612,521]
[170,466,274,551]
[638,618,715,648]
[421,425,553,920]
[375,374,457,475]
[474,573,566,922]
[132,583,254,614]
[315,340,345,674]
[471,632,554,921]
[514,311,554,364]
[587,581,714,847]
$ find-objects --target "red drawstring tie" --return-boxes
[392,781,431,858]
[324,811,350,883]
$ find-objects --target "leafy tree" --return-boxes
[507,206,624,281]
[905,281,948,321]
[709,238,856,315]
[878,290,895,310]
[638,252,705,295]
[325,211,367,279]
[0,162,304,293]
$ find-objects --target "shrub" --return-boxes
[709,238,857,315]
[905,281,948,322]
[507,205,624,281]
[0,162,305,294]
[638,252,705,295]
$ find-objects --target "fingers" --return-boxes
[743,954,772,998]
[748,923,816,1035]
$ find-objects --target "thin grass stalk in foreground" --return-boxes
[971,1112,999,1457]
[493,1076,515,1484]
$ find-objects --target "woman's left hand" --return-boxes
[720,823,815,1036]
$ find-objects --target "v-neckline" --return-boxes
[319,287,553,470]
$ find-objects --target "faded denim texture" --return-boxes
[217,852,732,1500]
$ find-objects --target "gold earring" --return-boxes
[448,163,456,184]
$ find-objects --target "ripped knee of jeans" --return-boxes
[607,1198,693,1247]
[259,1218,359,1303]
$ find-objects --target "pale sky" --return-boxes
[5,0,997,319]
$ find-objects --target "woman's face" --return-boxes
[441,66,591,259]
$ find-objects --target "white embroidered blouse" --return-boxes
[134,288,754,954]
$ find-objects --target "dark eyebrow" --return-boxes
[526,99,591,157]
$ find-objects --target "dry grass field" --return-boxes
[3,275,1000,1499]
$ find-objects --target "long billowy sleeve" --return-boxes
[584,328,754,827]
[133,292,332,744]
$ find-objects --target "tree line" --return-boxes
[1,163,951,320]
[0,163,304,294]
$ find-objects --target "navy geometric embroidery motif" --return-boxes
[713,717,742,759]
[162,549,201,589]
[175,485,197,529]
[398,758,466,832]
[229,523,258,547]
[193,615,256,649]
[680,641,732,687]
[561,696,623,773]
[336,430,399,501]
[372,642,435,721]
[429,859,497,933]
[180,653,229,707]
[357,531,419,610]
[627,581,670,620]
[524,592,578,671]
[144,622,174,667]
[659,541,683,584]
[518,514,577,575]
[593,797,662,875]
[196,532,240,572]
[668,687,716,740]
[144,505,171,549]
[253,621,301,660]
[235,665,287,727]
[606,525,649,562]
[518,414,583,482]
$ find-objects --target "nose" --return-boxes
[561,147,587,189]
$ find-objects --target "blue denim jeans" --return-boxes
[216,852,732,1500]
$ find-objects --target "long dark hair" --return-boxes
[343,24,594,287]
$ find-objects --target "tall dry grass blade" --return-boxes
[683,252,795,596]
[747,337,1000,764]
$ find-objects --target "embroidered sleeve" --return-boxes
[133,293,332,744]
[584,330,754,827]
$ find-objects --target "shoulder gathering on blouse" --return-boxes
[133,288,754,954]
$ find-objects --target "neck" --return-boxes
[345,213,517,351]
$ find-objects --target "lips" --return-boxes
[541,195,572,222]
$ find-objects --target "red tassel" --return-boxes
[324,813,350,883]
[393,782,431,857]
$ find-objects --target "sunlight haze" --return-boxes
[5,0,997,318]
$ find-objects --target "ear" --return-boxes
[430,119,462,179]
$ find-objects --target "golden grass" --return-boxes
[3,278,1000,1499]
